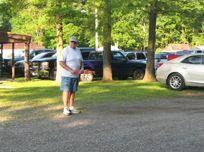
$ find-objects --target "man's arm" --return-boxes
[59,61,77,74]
[79,61,84,73]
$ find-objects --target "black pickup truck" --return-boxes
[29,47,95,80]
[3,49,56,74]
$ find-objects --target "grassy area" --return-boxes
[1,77,204,127]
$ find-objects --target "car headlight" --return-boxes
[8,61,12,65]
[41,62,49,68]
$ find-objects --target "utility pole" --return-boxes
[95,9,98,51]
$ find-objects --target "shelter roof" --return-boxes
[161,44,194,52]
[3,41,45,49]
[0,31,32,44]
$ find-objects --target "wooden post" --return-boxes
[12,43,15,80]
[0,43,3,77]
[24,42,30,81]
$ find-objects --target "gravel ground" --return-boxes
[1,95,204,152]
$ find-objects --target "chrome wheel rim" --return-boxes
[169,76,182,89]
[83,73,92,81]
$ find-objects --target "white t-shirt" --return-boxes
[60,46,83,78]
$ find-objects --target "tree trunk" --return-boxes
[143,1,157,82]
[102,0,113,82]
[55,1,63,84]
[24,42,30,81]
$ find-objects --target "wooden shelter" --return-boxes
[3,40,45,49]
[0,31,32,81]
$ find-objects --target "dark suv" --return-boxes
[30,47,95,80]
[3,49,56,74]
[78,47,95,60]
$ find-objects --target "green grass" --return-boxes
[1,76,204,127]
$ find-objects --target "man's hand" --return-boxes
[79,68,84,74]
[71,70,78,74]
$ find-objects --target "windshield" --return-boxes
[52,53,57,57]
[15,49,36,57]
[15,50,25,57]
[32,53,47,60]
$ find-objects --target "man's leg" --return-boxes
[69,91,75,107]
[62,91,71,115]
[63,90,69,107]
[69,91,81,114]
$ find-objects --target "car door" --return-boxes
[111,52,128,75]
[180,55,204,85]
[88,52,103,76]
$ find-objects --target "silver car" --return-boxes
[156,53,204,90]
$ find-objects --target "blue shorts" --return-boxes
[60,77,79,92]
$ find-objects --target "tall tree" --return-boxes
[102,0,112,82]
[143,1,157,81]
[55,1,63,83]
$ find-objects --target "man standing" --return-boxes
[59,36,84,116]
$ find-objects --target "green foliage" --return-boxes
[1,0,204,50]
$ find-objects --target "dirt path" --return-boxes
[1,95,204,152]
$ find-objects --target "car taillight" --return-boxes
[158,63,163,68]
[54,62,56,69]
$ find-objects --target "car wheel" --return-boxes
[132,69,144,80]
[49,68,56,80]
[80,69,93,82]
[117,76,128,80]
[168,73,185,91]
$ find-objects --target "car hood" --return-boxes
[31,57,56,62]
[4,56,24,61]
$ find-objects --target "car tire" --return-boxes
[132,69,144,80]
[80,69,93,82]
[49,68,56,80]
[168,73,185,91]
[117,76,128,80]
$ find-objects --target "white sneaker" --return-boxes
[69,107,81,114]
[63,108,71,116]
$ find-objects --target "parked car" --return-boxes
[165,49,204,61]
[78,47,95,60]
[175,49,204,55]
[30,53,57,79]
[122,51,147,60]
[3,49,56,74]
[29,47,96,80]
[156,53,204,91]
[81,51,146,81]
[155,52,176,70]
[15,51,56,76]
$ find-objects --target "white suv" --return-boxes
[175,49,204,55]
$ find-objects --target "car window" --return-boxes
[126,53,135,60]
[137,53,146,59]
[89,53,102,60]
[82,52,91,60]
[196,50,202,53]
[113,52,126,61]
[181,55,203,64]
[155,53,168,59]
